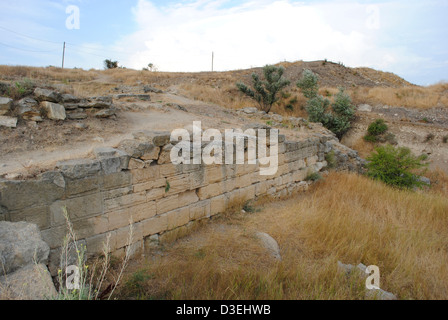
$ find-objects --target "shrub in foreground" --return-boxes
[366,144,428,189]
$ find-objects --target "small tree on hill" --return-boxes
[236,65,290,114]
[296,69,319,99]
[104,59,119,69]
[297,69,355,139]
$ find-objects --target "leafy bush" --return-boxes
[304,87,354,139]
[364,119,389,142]
[296,69,319,99]
[306,95,331,124]
[297,69,355,139]
[305,172,322,182]
[368,119,388,136]
[104,59,119,69]
[236,65,290,113]
[366,145,429,189]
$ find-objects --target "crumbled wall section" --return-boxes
[0,129,363,275]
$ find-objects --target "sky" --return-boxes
[0,0,447,86]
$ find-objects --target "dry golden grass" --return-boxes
[0,65,98,82]
[347,83,448,110]
[426,168,448,198]
[348,137,376,159]
[1,65,446,110]
[117,172,448,300]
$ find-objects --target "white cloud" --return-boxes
[112,0,425,75]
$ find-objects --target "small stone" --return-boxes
[0,97,13,115]
[0,116,18,128]
[61,93,80,103]
[74,123,88,130]
[67,111,88,120]
[95,108,116,118]
[241,107,258,114]
[358,104,372,112]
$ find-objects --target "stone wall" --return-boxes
[0,127,362,275]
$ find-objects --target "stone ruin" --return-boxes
[0,86,118,128]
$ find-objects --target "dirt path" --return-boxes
[0,90,263,177]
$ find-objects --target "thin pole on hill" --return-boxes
[212,51,214,72]
[62,41,66,69]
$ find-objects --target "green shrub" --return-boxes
[298,70,355,139]
[364,134,378,143]
[305,95,331,124]
[368,119,388,136]
[236,65,290,114]
[364,119,389,143]
[296,69,319,99]
[104,59,119,69]
[305,172,322,182]
[366,145,429,189]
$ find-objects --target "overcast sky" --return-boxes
[0,0,446,85]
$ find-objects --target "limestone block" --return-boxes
[0,116,17,128]
[57,159,101,180]
[141,214,168,237]
[189,200,211,220]
[133,130,171,147]
[41,101,66,120]
[0,97,13,115]
[165,207,191,230]
[178,190,199,207]
[34,88,61,103]
[104,191,147,212]
[210,195,227,216]
[156,194,179,215]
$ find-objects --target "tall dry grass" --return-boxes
[117,172,448,300]
[0,65,98,82]
[1,65,446,110]
[347,82,448,109]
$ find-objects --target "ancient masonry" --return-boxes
[0,126,362,276]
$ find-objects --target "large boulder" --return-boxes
[18,98,42,122]
[34,88,62,103]
[0,264,57,300]
[0,221,50,275]
[41,101,66,120]
[0,97,13,116]
[254,231,281,260]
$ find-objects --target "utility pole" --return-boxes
[62,42,66,69]
[211,51,214,72]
